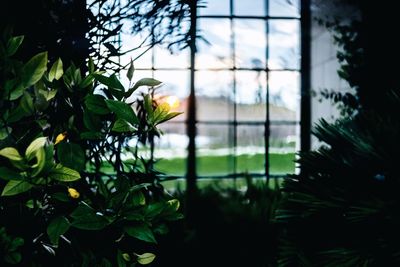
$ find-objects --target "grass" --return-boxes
[98,152,294,191]
[160,177,285,191]
[155,153,296,176]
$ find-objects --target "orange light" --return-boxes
[165,95,180,109]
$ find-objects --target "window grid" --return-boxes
[140,1,301,181]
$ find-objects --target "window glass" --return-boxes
[197,19,232,69]
[269,0,300,17]
[234,19,266,69]
[269,20,300,70]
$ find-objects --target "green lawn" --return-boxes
[161,177,285,191]
[155,153,296,176]
[98,152,295,191]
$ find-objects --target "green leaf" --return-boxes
[49,164,81,182]
[70,202,95,218]
[26,199,34,208]
[6,35,24,56]
[73,69,82,85]
[106,100,139,125]
[21,52,48,88]
[167,199,180,211]
[30,148,46,177]
[125,78,161,97]
[117,250,128,267]
[124,224,157,243]
[144,94,153,117]
[85,94,109,115]
[4,252,22,264]
[10,237,24,251]
[51,192,70,202]
[20,92,34,114]
[151,103,182,125]
[153,224,169,235]
[156,112,182,124]
[126,59,135,82]
[48,58,63,82]
[39,89,58,101]
[136,253,156,265]
[57,143,85,172]
[0,147,23,161]
[164,213,184,221]
[112,119,136,133]
[80,132,104,140]
[25,136,47,160]
[94,74,124,90]
[83,110,102,131]
[34,92,49,111]
[71,213,109,230]
[47,216,70,245]
[0,167,23,181]
[0,127,11,140]
[9,84,24,100]
[79,74,95,88]
[145,202,165,219]
[88,57,95,73]
[125,212,145,222]
[1,180,32,196]
[132,191,146,206]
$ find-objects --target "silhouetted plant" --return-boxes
[0,32,182,266]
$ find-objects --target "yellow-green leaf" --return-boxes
[0,147,23,161]
[49,58,63,81]
[25,137,47,160]
[167,199,180,211]
[136,253,156,265]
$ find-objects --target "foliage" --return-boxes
[0,32,182,266]
[277,86,400,265]
[0,227,24,265]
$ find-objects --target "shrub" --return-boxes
[0,32,182,266]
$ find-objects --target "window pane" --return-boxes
[196,71,234,121]
[234,0,265,16]
[269,71,299,121]
[236,125,265,174]
[197,19,232,69]
[269,20,300,70]
[197,124,234,176]
[234,19,266,69]
[154,46,189,69]
[269,0,300,17]
[198,0,230,16]
[269,124,298,174]
[121,21,153,69]
[236,71,266,121]
[154,123,187,177]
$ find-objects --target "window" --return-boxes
[94,0,302,182]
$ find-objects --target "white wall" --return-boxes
[310,2,355,148]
